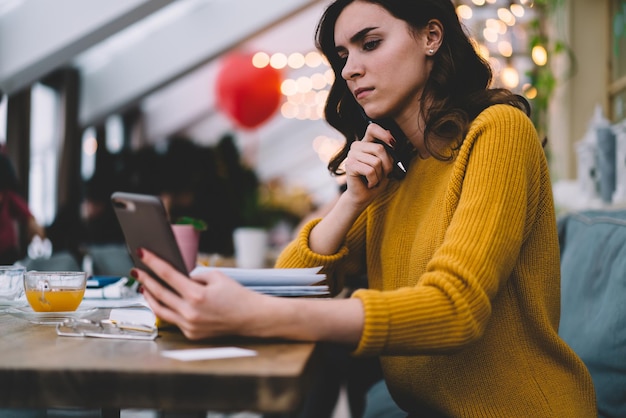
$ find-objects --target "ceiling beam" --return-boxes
[78,0,320,127]
[0,0,176,95]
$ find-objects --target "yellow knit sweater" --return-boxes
[276,104,596,417]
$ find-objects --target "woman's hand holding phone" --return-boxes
[134,247,264,340]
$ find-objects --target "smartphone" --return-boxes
[111,192,189,284]
[359,107,410,180]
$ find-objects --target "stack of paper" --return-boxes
[190,266,329,297]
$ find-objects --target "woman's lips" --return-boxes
[354,87,373,100]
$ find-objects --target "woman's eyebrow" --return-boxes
[335,26,378,52]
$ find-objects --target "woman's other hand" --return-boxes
[307,122,397,255]
[344,122,395,204]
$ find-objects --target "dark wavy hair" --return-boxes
[315,0,532,174]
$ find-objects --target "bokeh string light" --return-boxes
[251,0,546,123]
[455,0,540,92]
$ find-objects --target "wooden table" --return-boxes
[0,309,320,415]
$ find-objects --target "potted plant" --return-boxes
[174,216,208,232]
[240,180,312,230]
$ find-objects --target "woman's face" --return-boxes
[334,1,433,121]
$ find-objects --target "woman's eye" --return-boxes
[363,39,381,51]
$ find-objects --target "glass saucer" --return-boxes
[0,300,28,315]
[5,306,99,325]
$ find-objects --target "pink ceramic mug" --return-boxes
[171,224,200,272]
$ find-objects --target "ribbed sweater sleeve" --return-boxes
[275,213,367,295]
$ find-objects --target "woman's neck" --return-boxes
[395,108,430,159]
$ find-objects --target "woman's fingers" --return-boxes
[141,286,179,324]
[346,140,393,188]
[362,123,395,147]
[132,264,184,314]
[138,248,203,298]
[346,154,382,187]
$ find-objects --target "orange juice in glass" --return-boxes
[24,271,86,312]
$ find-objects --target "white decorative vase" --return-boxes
[233,227,268,269]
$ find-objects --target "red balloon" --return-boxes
[215,53,283,129]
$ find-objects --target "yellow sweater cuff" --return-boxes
[351,288,390,356]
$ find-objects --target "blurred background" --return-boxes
[0,0,623,261]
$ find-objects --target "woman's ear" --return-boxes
[425,19,444,55]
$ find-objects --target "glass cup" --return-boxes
[24,271,87,312]
[0,265,26,305]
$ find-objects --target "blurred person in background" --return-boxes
[0,152,45,264]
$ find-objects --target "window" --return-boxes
[30,83,61,226]
[0,94,6,146]
[611,0,626,121]
[81,126,97,180]
[105,114,124,153]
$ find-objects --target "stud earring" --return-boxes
[429,49,435,55]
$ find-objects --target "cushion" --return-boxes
[363,380,406,418]
[86,244,134,277]
[558,209,626,418]
[18,251,81,271]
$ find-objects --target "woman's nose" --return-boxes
[341,55,362,80]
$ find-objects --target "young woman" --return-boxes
[135,0,597,416]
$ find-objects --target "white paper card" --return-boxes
[109,307,156,325]
[160,347,257,361]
